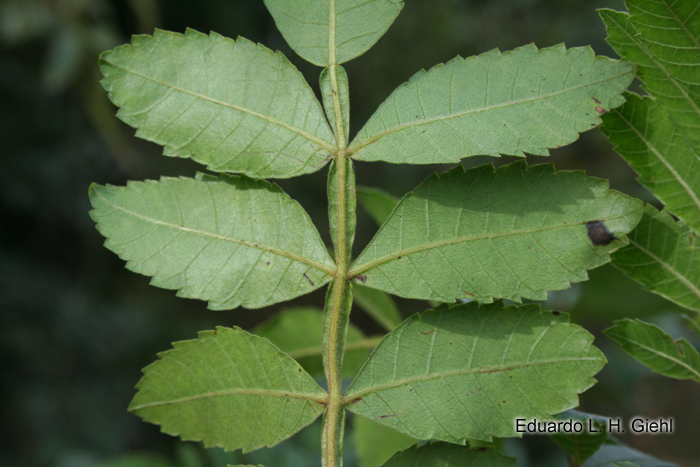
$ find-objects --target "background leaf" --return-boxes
[345,302,606,443]
[379,442,516,466]
[601,92,700,232]
[100,29,335,178]
[354,284,403,332]
[604,318,700,382]
[550,410,609,465]
[89,174,335,310]
[129,327,328,453]
[611,205,700,313]
[352,416,416,467]
[357,186,399,227]
[350,44,634,164]
[97,454,174,467]
[582,444,680,467]
[263,0,403,66]
[350,161,643,303]
[252,307,369,378]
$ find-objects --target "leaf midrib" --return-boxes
[92,187,337,275]
[129,387,329,411]
[343,356,603,402]
[347,67,634,155]
[101,59,338,154]
[348,208,641,277]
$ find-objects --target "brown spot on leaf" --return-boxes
[552,311,561,316]
[463,291,475,297]
[303,273,315,287]
[420,330,435,335]
[593,97,601,104]
[595,106,607,114]
[586,221,618,246]
[355,275,367,284]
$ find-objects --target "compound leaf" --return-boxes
[599,3,700,146]
[357,186,399,227]
[350,161,643,303]
[345,302,606,443]
[379,443,516,467]
[583,444,680,467]
[611,205,700,312]
[129,327,328,453]
[550,410,609,465]
[601,92,700,232]
[353,416,416,467]
[99,29,335,179]
[252,307,368,378]
[604,318,700,382]
[263,0,403,66]
[89,174,335,310]
[350,44,634,164]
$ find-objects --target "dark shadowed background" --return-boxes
[1,0,698,466]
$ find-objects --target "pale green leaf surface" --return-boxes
[129,327,327,452]
[345,302,606,443]
[328,158,356,264]
[379,443,515,467]
[611,205,700,312]
[354,284,402,331]
[550,410,609,465]
[350,44,634,164]
[263,0,403,66]
[99,29,335,178]
[89,174,335,310]
[582,445,680,467]
[600,6,700,145]
[321,65,350,144]
[604,318,700,382]
[357,186,399,227]
[601,92,700,231]
[350,161,644,303]
[353,416,416,467]
[252,307,368,378]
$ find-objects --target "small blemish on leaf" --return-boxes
[595,106,606,114]
[586,220,618,246]
[352,398,362,404]
[593,97,601,104]
[356,275,367,283]
[420,330,434,335]
[303,273,315,286]
[266,261,270,266]
[552,311,561,316]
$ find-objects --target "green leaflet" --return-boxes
[599,2,700,146]
[550,410,609,466]
[349,44,634,164]
[601,93,700,231]
[604,319,700,382]
[357,186,399,227]
[129,327,327,453]
[611,205,700,313]
[345,302,606,443]
[328,157,356,265]
[582,444,680,467]
[99,29,335,179]
[321,65,350,144]
[89,174,335,310]
[379,443,515,467]
[252,307,369,378]
[263,0,403,67]
[354,284,402,332]
[352,416,416,467]
[350,161,643,303]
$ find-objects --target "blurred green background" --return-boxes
[1,0,698,466]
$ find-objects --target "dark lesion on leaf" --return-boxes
[303,273,314,287]
[354,274,367,284]
[586,221,617,246]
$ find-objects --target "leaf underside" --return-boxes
[604,318,700,382]
[89,174,334,310]
[550,410,609,465]
[129,327,327,453]
[263,0,404,66]
[350,44,635,164]
[351,161,644,303]
[582,444,680,467]
[345,302,606,443]
[99,29,335,179]
[380,443,516,467]
[353,284,403,332]
[252,307,368,378]
[611,205,700,312]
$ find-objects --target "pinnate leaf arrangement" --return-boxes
[89,0,697,465]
